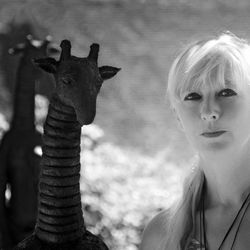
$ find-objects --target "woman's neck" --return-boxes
[199,142,250,209]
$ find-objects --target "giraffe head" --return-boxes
[9,34,59,76]
[34,40,120,125]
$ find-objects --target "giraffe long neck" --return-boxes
[35,94,85,243]
[12,58,36,130]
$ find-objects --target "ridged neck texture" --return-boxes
[35,94,85,243]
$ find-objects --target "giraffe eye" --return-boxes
[61,78,72,85]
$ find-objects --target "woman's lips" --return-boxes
[201,131,226,138]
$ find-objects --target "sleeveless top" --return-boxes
[186,238,205,250]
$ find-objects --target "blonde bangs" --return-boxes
[167,34,250,104]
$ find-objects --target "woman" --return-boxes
[140,32,250,250]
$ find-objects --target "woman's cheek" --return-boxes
[180,109,198,134]
[222,99,244,122]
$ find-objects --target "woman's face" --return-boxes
[173,78,250,153]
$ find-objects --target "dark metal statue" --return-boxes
[8,40,120,249]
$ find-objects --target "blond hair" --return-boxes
[168,32,250,105]
[164,32,250,249]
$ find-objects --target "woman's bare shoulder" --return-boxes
[139,209,170,250]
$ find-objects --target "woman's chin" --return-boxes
[204,141,230,151]
[194,137,232,153]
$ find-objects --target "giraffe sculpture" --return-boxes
[8,40,120,250]
[0,35,58,248]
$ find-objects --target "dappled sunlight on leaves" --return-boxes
[35,94,49,133]
[80,142,184,249]
[0,112,9,139]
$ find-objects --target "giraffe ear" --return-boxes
[99,66,121,81]
[33,57,58,73]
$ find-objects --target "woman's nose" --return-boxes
[200,100,220,121]
[201,112,219,121]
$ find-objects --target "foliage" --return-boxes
[35,94,49,133]
[2,2,250,157]
[2,98,185,249]
[0,2,248,248]
[0,112,9,140]
[80,140,184,250]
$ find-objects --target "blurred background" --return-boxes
[1,0,250,249]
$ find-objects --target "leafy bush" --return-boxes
[80,140,184,250]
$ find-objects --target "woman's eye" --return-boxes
[184,92,201,101]
[218,88,237,97]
